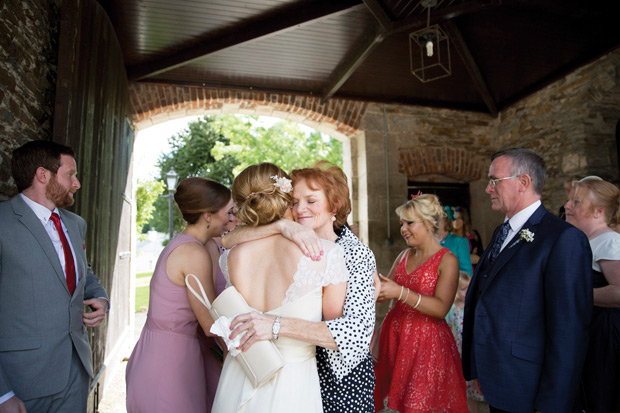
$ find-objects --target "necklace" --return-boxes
[588,226,612,240]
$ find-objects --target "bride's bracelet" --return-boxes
[398,285,404,301]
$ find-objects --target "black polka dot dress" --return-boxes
[318,226,377,412]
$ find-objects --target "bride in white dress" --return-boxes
[212,163,349,413]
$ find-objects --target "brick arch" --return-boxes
[398,147,485,181]
[128,82,374,242]
[129,83,369,139]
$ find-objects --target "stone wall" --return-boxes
[498,49,620,210]
[364,48,620,277]
[0,0,61,199]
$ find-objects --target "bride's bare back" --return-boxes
[226,235,345,314]
[227,234,304,312]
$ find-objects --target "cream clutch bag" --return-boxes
[185,274,285,388]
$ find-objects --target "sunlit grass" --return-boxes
[135,286,150,312]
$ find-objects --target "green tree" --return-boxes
[212,115,343,174]
[151,116,239,234]
[149,114,343,236]
[135,179,165,240]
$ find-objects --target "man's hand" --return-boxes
[279,220,323,260]
[229,312,277,352]
[0,396,26,413]
[83,298,108,328]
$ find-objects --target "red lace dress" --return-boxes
[374,248,468,412]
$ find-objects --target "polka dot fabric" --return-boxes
[318,225,377,412]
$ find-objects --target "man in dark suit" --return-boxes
[0,140,108,413]
[462,148,592,412]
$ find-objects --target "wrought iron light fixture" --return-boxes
[409,0,451,82]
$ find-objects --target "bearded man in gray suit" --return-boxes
[0,140,108,413]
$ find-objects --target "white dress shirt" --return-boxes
[500,199,542,253]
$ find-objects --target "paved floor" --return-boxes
[96,307,489,413]
[97,312,146,413]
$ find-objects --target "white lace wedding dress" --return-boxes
[212,239,349,413]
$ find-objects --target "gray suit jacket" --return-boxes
[0,195,108,401]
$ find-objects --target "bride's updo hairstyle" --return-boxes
[174,177,231,224]
[232,162,293,227]
[395,193,447,238]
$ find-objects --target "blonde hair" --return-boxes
[574,176,620,228]
[395,194,446,237]
[458,271,472,284]
[232,163,293,226]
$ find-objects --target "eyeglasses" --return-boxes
[488,175,520,188]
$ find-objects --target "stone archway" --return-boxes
[398,147,485,181]
[128,82,372,241]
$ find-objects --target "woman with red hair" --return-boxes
[225,162,377,412]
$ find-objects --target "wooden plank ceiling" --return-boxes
[96,0,620,117]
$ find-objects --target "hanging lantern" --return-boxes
[409,1,451,83]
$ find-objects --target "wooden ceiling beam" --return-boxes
[363,0,394,30]
[388,0,501,35]
[126,0,363,81]
[322,27,386,100]
[443,20,498,117]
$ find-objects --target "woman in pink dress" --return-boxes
[126,177,234,413]
[375,194,468,412]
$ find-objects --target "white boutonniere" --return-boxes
[508,228,535,248]
[519,228,534,243]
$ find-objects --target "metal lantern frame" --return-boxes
[409,23,452,83]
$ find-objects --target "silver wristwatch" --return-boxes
[272,316,281,341]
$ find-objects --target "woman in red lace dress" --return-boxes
[375,194,468,412]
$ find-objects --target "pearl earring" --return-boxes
[331,216,336,222]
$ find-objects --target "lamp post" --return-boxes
[165,168,179,240]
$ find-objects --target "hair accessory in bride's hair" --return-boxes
[271,175,293,193]
[246,192,256,200]
[410,190,423,200]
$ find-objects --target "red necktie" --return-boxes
[50,212,76,295]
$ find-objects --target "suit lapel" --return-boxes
[11,196,71,294]
[480,205,546,295]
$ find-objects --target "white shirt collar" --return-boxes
[505,199,541,233]
[19,193,58,223]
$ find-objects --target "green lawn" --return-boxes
[135,271,153,312]
[135,285,150,312]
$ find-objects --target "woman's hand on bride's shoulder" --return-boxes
[279,220,323,261]
[230,312,279,352]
